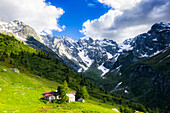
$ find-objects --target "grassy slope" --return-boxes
[0,65,118,113]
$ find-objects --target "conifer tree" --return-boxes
[81,86,90,99]
[63,80,68,92]
[57,80,69,103]
[66,75,69,84]
[76,86,90,99]
[75,86,82,100]
[9,60,13,64]
[0,55,5,61]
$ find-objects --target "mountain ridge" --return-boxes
[0,19,169,78]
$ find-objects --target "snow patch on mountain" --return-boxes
[124,90,129,94]
[113,53,120,62]
[78,64,88,72]
[106,52,113,59]
[78,50,94,68]
[150,50,162,57]
[140,50,163,58]
[111,82,122,93]
[139,53,149,58]
[98,63,110,77]
[159,22,170,28]
[152,38,157,41]
[0,20,27,42]
[116,65,122,71]
[119,44,133,52]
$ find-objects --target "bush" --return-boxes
[124,107,133,113]
[119,105,124,112]
[52,99,58,104]
[103,97,107,103]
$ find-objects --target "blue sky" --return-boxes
[45,0,110,40]
[0,0,169,42]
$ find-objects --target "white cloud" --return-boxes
[0,0,65,34]
[81,0,170,43]
[80,10,123,41]
[98,0,142,10]
[62,25,66,30]
[114,25,150,42]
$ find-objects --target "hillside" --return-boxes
[104,48,170,111]
[0,33,118,112]
[0,33,149,112]
[0,65,119,113]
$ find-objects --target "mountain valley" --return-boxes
[0,19,170,112]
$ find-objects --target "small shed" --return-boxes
[44,94,55,101]
[44,91,59,101]
[77,98,85,103]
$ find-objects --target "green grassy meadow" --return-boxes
[0,65,118,113]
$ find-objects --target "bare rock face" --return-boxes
[41,35,119,73]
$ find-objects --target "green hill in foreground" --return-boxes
[0,65,118,113]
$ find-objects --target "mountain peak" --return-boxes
[0,19,42,42]
[13,20,25,25]
[148,22,170,33]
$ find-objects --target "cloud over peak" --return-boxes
[81,0,170,43]
[0,0,65,35]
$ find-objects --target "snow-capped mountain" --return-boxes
[120,22,170,58]
[41,35,119,76]
[109,22,170,77]
[41,22,170,77]
[0,18,169,78]
[103,23,170,109]
[0,19,42,42]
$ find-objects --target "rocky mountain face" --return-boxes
[111,22,170,78]
[41,35,120,76]
[121,22,170,57]
[41,22,170,78]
